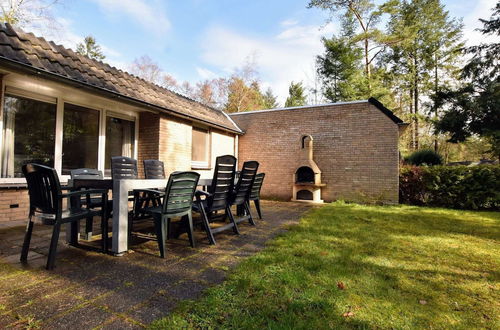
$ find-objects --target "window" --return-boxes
[62,103,99,175]
[105,116,135,170]
[1,95,56,178]
[191,127,210,168]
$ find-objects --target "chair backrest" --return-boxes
[22,164,62,215]
[70,168,103,180]
[162,171,200,215]
[232,161,259,206]
[207,155,237,211]
[250,173,265,200]
[111,156,138,180]
[143,160,165,179]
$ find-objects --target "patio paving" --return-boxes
[0,201,311,329]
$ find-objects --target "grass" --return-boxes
[150,202,500,329]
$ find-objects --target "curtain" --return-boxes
[1,106,15,178]
[121,121,132,157]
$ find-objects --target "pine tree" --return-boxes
[316,14,365,102]
[285,82,307,107]
[385,0,463,150]
[262,88,279,109]
[308,0,396,93]
[435,3,500,160]
[76,36,106,61]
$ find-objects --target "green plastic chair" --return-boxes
[143,171,200,258]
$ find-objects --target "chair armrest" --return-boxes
[61,189,108,197]
[195,190,211,197]
[195,190,211,202]
[133,189,165,196]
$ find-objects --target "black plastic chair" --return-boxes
[144,160,165,179]
[143,159,166,207]
[193,155,239,245]
[21,164,108,270]
[111,156,138,180]
[231,161,259,226]
[111,156,148,214]
[70,168,107,239]
[249,173,265,219]
[143,171,200,258]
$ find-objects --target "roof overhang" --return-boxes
[0,57,244,135]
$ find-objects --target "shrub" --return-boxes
[405,149,443,166]
[400,165,500,210]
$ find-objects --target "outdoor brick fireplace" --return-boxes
[292,135,325,203]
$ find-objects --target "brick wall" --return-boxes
[0,189,29,224]
[231,101,401,204]
[137,112,160,177]
[158,115,193,175]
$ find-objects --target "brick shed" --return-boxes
[230,98,407,204]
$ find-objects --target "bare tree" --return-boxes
[162,74,179,91]
[129,55,163,85]
[0,0,62,31]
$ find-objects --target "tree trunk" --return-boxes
[364,38,371,93]
[413,55,419,150]
[409,88,415,150]
[433,53,439,153]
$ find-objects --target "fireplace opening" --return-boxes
[296,166,314,183]
[296,190,313,200]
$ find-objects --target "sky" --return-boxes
[30,0,500,104]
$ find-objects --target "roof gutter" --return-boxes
[0,57,244,134]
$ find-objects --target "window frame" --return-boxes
[0,92,57,181]
[191,125,211,170]
[61,102,101,176]
[0,85,140,184]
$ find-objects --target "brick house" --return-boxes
[230,99,407,204]
[0,24,405,225]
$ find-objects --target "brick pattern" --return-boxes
[0,189,29,223]
[231,102,401,203]
[137,112,160,177]
[158,115,193,175]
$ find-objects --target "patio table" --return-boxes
[68,177,212,255]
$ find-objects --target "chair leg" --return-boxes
[226,206,240,235]
[101,215,108,253]
[85,216,93,240]
[254,199,263,219]
[166,218,172,240]
[154,216,167,258]
[127,214,133,250]
[46,223,61,270]
[20,216,34,262]
[245,201,256,226]
[198,202,216,245]
[186,213,196,248]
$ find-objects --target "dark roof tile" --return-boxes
[0,24,241,132]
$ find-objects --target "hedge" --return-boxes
[400,165,500,210]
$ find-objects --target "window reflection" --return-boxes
[62,103,99,175]
[1,95,56,178]
[105,116,135,170]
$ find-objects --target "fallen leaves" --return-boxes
[342,311,355,318]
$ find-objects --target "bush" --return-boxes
[400,165,500,210]
[405,149,443,166]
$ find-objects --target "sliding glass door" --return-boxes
[62,103,99,175]
[104,115,135,171]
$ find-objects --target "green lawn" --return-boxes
[151,202,500,329]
